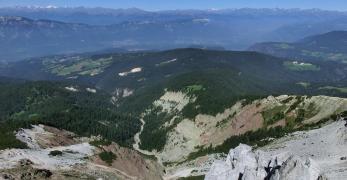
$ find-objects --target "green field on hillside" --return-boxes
[284,61,320,71]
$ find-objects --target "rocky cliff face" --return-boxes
[206,144,267,180]
[205,120,347,180]
[206,144,323,180]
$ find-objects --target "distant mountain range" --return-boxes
[1,7,347,61]
[1,7,346,25]
[0,16,129,61]
[249,31,347,63]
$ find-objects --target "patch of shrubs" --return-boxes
[341,111,347,117]
[49,150,63,156]
[295,109,305,123]
[286,96,304,113]
[186,126,291,161]
[99,151,117,165]
[178,175,205,180]
[281,96,294,104]
[90,139,112,147]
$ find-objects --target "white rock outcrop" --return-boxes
[270,155,321,180]
[205,119,347,180]
[206,144,323,180]
[0,126,94,170]
[205,144,267,180]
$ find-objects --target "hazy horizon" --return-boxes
[0,0,346,11]
[2,6,347,13]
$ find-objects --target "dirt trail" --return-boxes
[133,118,163,166]
[89,163,138,180]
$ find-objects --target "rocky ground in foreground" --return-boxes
[206,120,347,180]
[0,125,163,180]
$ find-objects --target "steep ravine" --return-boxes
[133,117,164,166]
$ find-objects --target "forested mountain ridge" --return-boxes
[2,48,346,82]
[249,31,347,63]
[1,48,346,116]
[0,79,140,150]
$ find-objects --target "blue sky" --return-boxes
[0,0,346,11]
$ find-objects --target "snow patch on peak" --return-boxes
[45,5,58,9]
[193,18,210,23]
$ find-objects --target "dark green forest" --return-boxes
[0,79,140,149]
